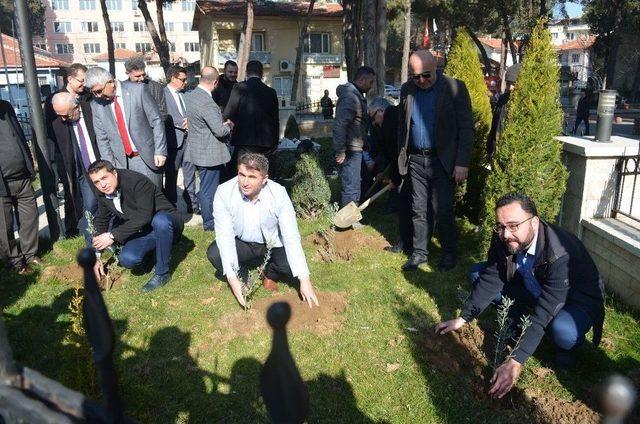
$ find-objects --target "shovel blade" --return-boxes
[333,202,362,228]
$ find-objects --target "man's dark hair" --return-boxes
[246,60,263,77]
[167,65,187,81]
[495,192,538,216]
[224,60,238,70]
[67,63,87,79]
[238,153,269,176]
[87,160,116,175]
[124,56,146,73]
[354,66,376,80]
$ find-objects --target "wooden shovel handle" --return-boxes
[358,183,393,211]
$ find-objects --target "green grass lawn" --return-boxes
[1,209,639,423]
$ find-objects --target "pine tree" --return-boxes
[291,153,331,219]
[444,28,493,224]
[480,19,567,249]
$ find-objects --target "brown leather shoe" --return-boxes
[16,265,34,276]
[263,277,278,292]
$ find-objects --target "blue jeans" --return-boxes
[197,165,224,231]
[118,211,183,276]
[469,262,593,365]
[77,172,98,247]
[340,151,362,207]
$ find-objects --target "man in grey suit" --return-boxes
[163,65,197,212]
[124,56,168,121]
[85,67,167,188]
[184,66,233,231]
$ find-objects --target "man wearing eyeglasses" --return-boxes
[435,192,605,399]
[85,66,167,189]
[49,92,101,246]
[397,50,474,272]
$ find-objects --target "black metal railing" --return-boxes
[612,154,640,224]
[295,98,337,114]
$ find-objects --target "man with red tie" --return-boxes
[85,67,167,188]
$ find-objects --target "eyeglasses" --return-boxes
[176,76,187,83]
[91,80,114,95]
[493,216,534,234]
[411,71,432,81]
[71,76,85,84]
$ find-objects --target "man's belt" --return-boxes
[411,148,436,157]
[127,151,140,158]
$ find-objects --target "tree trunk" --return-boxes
[499,31,507,91]
[604,7,623,89]
[137,0,170,77]
[364,0,376,68]
[98,0,115,76]
[375,0,386,96]
[500,6,517,65]
[466,26,492,76]
[400,0,411,83]
[154,0,170,75]
[539,0,547,17]
[290,0,316,105]
[343,0,362,80]
[237,0,254,81]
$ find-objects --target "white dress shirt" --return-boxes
[105,190,123,214]
[213,177,310,280]
[110,80,138,152]
[72,109,97,163]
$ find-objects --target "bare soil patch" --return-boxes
[213,291,348,343]
[41,264,126,290]
[305,229,390,263]
[417,324,599,423]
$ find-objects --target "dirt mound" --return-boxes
[41,264,126,290]
[213,291,348,343]
[305,229,390,263]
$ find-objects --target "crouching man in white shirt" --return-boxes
[207,153,320,308]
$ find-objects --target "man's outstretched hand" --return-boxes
[227,276,247,308]
[489,358,522,399]
[434,317,466,335]
[299,276,319,308]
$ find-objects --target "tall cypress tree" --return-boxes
[444,28,492,224]
[480,19,567,249]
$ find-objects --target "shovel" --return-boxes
[333,183,393,229]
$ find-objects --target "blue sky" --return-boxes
[554,1,583,18]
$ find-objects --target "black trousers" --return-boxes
[163,144,184,205]
[0,178,39,268]
[397,176,414,253]
[409,154,457,258]
[573,116,589,135]
[207,238,293,281]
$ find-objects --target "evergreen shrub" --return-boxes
[290,153,331,218]
[444,28,492,224]
[480,19,568,250]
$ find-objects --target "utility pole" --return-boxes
[13,0,61,241]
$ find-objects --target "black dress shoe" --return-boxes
[193,206,201,216]
[141,273,171,292]
[438,255,457,272]
[402,254,428,271]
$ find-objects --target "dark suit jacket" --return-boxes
[93,169,177,244]
[0,100,34,197]
[164,86,187,150]
[212,75,236,109]
[223,77,279,150]
[45,91,100,225]
[397,74,474,178]
[145,79,168,121]
[461,220,605,364]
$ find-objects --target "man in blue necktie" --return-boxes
[435,192,605,399]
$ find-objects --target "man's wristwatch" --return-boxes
[108,232,115,240]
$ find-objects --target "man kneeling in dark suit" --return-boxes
[89,160,183,292]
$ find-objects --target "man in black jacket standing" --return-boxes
[223,60,279,164]
[89,160,183,292]
[435,192,605,399]
[0,100,40,274]
[397,50,474,272]
[212,60,238,109]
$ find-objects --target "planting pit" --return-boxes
[213,291,348,343]
[41,263,126,290]
[305,229,390,263]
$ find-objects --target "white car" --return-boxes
[384,84,400,99]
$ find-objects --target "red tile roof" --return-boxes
[92,48,141,61]
[478,37,522,51]
[195,0,342,21]
[0,33,71,68]
[556,35,596,51]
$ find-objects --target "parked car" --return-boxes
[384,84,400,99]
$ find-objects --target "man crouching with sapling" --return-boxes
[435,192,605,398]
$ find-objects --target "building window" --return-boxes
[131,0,137,10]
[35,43,47,50]
[273,76,292,98]
[111,22,124,32]
[567,32,575,40]
[133,22,147,32]
[53,22,72,33]
[168,42,175,52]
[135,42,152,52]
[83,43,101,53]
[571,53,580,63]
[115,42,126,49]
[181,0,195,11]
[552,32,558,39]
[165,22,175,32]
[105,0,122,11]
[184,42,199,52]
[81,21,99,32]
[79,0,96,9]
[560,53,568,64]
[52,0,69,10]
[182,22,192,32]
[163,2,172,10]
[251,33,265,52]
[55,43,74,54]
[304,33,330,54]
